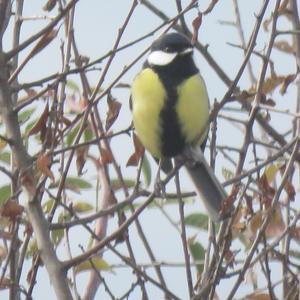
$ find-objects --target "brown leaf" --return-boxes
[258,174,275,207]
[28,102,49,136]
[62,116,72,127]
[0,230,14,240]
[20,169,36,195]
[244,194,254,215]
[37,153,54,182]
[265,207,285,238]
[247,207,284,239]
[278,0,289,12]
[279,164,296,200]
[0,277,12,290]
[220,186,238,217]
[244,292,271,300]
[0,138,7,150]
[284,180,295,201]
[1,200,24,221]
[261,96,276,107]
[248,211,264,238]
[100,147,113,165]
[280,73,297,95]
[43,0,57,11]
[76,145,89,175]
[105,94,122,131]
[126,133,145,167]
[191,13,202,44]
[261,76,284,95]
[30,29,58,58]
[0,246,7,260]
[263,17,272,32]
[224,249,235,269]
[289,227,300,241]
[274,40,294,54]
[231,207,246,237]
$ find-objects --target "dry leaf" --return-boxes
[289,227,300,241]
[278,0,289,12]
[258,174,275,207]
[43,0,57,11]
[76,145,89,175]
[30,29,58,57]
[265,207,285,238]
[244,292,271,300]
[247,206,284,239]
[1,200,24,221]
[100,147,113,165]
[191,13,202,44]
[274,40,294,54]
[244,194,254,215]
[28,102,49,136]
[37,153,54,182]
[231,207,246,237]
[0,230,14,240]
[261,76,284,95]
[0,138,7,150]
[224,249,235,269]
[105,94,122,131]
[221,185,238,217]
[0,277,12,290]
[0,246,7,260]
[20,169,36,195]
[126,133,145,167]
[280,73,297,95]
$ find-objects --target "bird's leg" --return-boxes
[154,159,166,196]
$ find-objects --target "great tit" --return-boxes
[131,32,227,221]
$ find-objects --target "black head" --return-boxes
[147,33,193,67]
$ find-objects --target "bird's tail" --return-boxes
[183,147,227,222]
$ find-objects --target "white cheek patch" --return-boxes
[147,50,177,66]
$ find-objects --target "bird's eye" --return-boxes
[164,46,171,52]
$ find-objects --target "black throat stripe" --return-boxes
[148,55,199,157]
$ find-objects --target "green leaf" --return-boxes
[51,228,64,245]
[73,201,94,213]
[49,177,93,193]
[222,167,234,181]
[289,250,300,261]
[188,238,205,273]
[75,257,112,274]
[43,198,55,214]
[51,212,71,245]
[142,154,151,187]
[111,178,136,191]
[0,185,11,207]
[184,213,209,230]
[24,119,37,135]
[67,80,80,93]
[0,152,10,165]
[84,127,93,142]
[67,124,80,146]
[65,177,93,190]
[26,238,38,259]
[18,108,36,124]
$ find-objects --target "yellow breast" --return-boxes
[176,74,210,146]
[131,68,166,158]
[131,69,210,158]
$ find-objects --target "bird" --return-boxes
[131,32,227,221]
